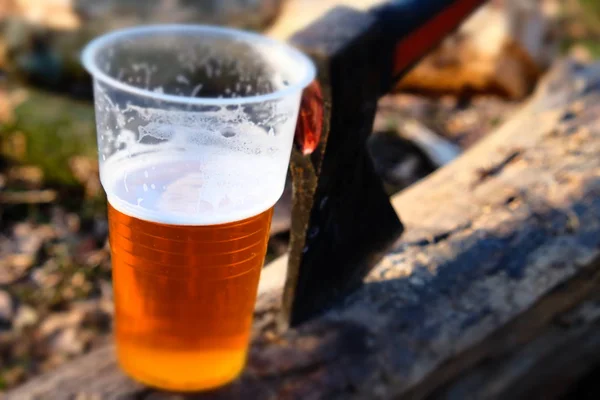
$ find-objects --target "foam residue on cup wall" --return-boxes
[85,26,313,225]
[94,69,301,226]
[98,102,299,226]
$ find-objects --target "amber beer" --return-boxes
[109,203,272,390]
[100,153,284,391]
[82,24,315,391]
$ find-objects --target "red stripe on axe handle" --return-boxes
[393,0,486,78]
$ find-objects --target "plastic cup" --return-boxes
[82,25,315,391]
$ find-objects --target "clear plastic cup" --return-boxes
[82,25,315,391]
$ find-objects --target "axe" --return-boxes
[282,0,488,327]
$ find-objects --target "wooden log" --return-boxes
[432,282,600,400]
[8,59,600,400]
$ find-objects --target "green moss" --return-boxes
[579,0,600,19]
[578,0,600,35]
[490,116,504,128]
[582,39,600,59]
[561,37,600,59]
[1,88,97,186]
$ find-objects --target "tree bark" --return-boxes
[8,59,600,400]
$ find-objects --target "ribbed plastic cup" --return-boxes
[82,25,315,391]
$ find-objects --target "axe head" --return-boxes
[281,0,487,327]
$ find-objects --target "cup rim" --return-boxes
[81,24,316,106]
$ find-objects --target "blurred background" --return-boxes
[0,0,598,392]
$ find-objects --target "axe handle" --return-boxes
[371,0,487,89]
